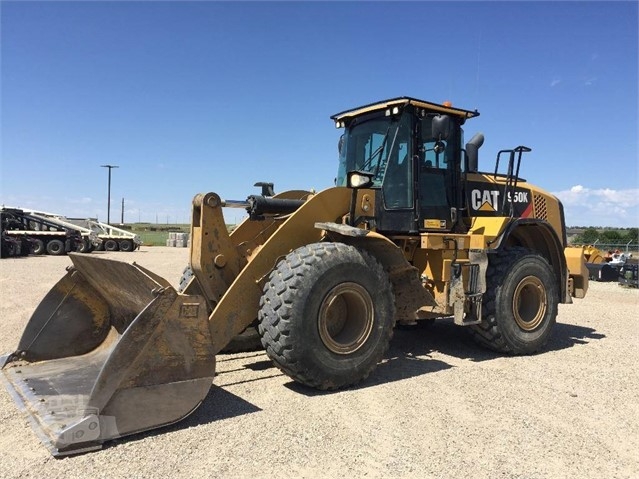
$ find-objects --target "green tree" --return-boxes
[601,230,622,243]
[624,228,638,244]
[580,227,600,244]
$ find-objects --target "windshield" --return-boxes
[336,116,401,187]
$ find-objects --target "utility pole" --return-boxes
[121,198,125,224]
[100,165,119,224]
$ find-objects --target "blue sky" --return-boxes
[1,1,637,227]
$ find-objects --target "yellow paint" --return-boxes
[208,187,352,353]
[478,201,495,212]
[564,246,589,298]
[468,216,508,249]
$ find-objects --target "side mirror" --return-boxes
[465,132,485,172]
[338,134,344,155]
[432,115,452,140]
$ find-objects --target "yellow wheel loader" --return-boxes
[0,97,589,456]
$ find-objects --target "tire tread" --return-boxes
[258,242,394,390]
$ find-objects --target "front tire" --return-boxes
[470,247,558,354]
[259,242,395,390]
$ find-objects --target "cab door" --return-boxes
[416,116,461,232]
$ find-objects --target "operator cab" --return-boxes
[332,97,479,234]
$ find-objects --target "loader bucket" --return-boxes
[0,253,216,456]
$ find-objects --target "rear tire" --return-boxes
[46,239,65,256]
[104,239,119,251]
[31,238,45,255]
[470,247,558,354]
[119,239,134,252]
[259,242,395,390]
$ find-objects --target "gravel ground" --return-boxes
[0,247,637,478]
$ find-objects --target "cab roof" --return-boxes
[330,97,479,122]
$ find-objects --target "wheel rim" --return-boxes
[318,282,374,355]
[512,275,547,331]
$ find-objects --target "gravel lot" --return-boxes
[1,247,637,478]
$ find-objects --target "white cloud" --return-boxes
[584,77,597,86]
[550,78,562,87]
[553,185,639,227]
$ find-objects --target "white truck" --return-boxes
[63,218,142,252]
[1,207,87,255]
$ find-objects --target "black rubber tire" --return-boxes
[20,238,31,256]
[78,238,92,253]
[119,239,134,252]
[31,238,45,255]
[258,242,395,390]
[46,239,65,256]
[1,238,18,257]
[470,247,558,354]
[95,241,106,251]
[104,239,119,251]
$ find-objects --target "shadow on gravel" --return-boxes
[180,386,262,426]
[389,318,606,362]
[546,322,606,351]
[285,324,457,396]
[99,321,607,452]
[390,319,500,363]
[269,317,608,396]
[103,385,261,452]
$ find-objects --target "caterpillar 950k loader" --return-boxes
[0,97,589,456]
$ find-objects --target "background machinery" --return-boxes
[583,244,634,282]
[0,97,589,455]
[62,218,141,252]
[0,207,85,256]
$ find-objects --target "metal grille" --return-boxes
[533,195,548,220]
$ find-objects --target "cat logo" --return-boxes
[471,189,500,212]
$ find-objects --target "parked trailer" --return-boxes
[64,218,142,252]
[21,209,102,253]
[0,208,83,256]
